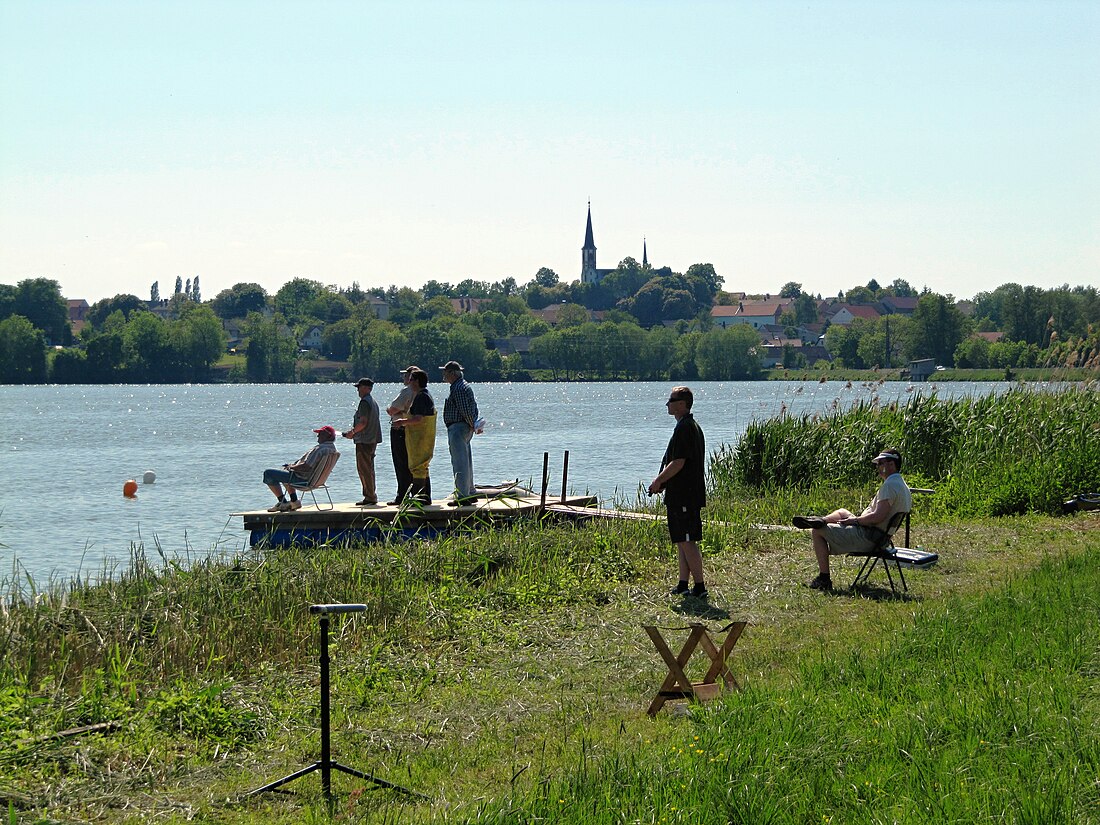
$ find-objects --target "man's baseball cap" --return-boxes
[313,425,336,438]
[872,448,901,464]
[400,365,419,374]
[353,377,374,387]
[440,360,463,372]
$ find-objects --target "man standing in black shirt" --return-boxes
[648,386,707,598]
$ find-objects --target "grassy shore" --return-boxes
[3,501,1098,822]
[4,386,1099,822]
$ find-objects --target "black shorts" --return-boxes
[667,505,703,543]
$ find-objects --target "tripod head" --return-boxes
[310,604,367,615]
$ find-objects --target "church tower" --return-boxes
[581,202,598,283]
[642,237,648,267]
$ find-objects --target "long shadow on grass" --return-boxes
[671,599,731,620]
[830,583,918,602]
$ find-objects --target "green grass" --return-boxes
[475,546,1100,823]
[3,390,1100,822]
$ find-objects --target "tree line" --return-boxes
[1,268,1098,384]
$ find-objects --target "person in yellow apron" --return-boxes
[393,368,436,504]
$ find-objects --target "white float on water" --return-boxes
[143,470,157,484]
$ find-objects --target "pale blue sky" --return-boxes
[1,0,1097,304]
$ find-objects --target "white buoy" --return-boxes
[143,470,157,484]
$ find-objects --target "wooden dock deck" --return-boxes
[236,492,601,548]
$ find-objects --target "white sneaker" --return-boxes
[286,499,302,511]
[267,502,284,512]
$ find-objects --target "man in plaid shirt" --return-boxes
[440,360,480,505]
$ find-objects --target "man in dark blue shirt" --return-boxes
[440,360,480,505]
[648,386,707,598]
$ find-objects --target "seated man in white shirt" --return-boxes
[793,448,912,592]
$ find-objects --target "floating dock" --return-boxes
[236,490,603,548]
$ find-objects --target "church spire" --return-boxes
[642,236,648,267]
[581,201,598,283]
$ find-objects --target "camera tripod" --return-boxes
[249,604,424,802]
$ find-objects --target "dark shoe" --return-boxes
[808,573,833,591]
[386,499,402,506]
[793,516,828,529]
[669,581,690,596]
[447,495,480,507]
[356,499,378,506]
[690,583,709,599]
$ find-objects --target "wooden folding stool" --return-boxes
[643,621,746,716]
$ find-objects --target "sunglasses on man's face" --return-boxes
[666,397,683,404]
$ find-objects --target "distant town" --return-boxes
[2,207,1098,383]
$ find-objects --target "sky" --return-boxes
[1,0,1097,306]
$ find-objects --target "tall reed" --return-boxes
[711,384,1100,516]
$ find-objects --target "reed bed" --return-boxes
[711,384,1100,516]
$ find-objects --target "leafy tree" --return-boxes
[476,310,509,338]
[671,330,702,380]
[191,275,201,303]
[174,305,226,379]
[420,280,452,299]
[84,331,126,382]
[684,263,723,297]
[599,257,650,302]
[955,336,991,368]
[534,267,559,287]
[886,278,917,298]
[416,295,456,321]
[244,313,297,382]
[641,326,677,379]
[211,283,269,320]
[351,320,408,377]
[0,284,15,319]
[0,315,48,382]
[696,325,761,380]
[906,293,971,365]
[322,317,358,360]
[405,321,450,374]
[825,319,870,368]
[151,281,160,303]
[556,303,589,328]
[845,286,876,305]
[779,281,803,299]
[791,294,819,325]
[866,278,881,294]
[86,294,147,329]
[274,278,325,324]
[51,347,88,383]
[304,290,353,324]
[446,323,487,378]
[124,311,172,381]
[11,278,70,345]
[174,276,183,295]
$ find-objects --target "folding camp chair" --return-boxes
[848,510,913,593]
[287,451,340,511]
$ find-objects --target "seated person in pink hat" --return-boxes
[262,426,338,512]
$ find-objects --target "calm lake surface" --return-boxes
[2,380,1017,585]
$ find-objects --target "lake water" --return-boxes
[1,380,1016,585]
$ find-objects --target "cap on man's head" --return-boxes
[872,448,901,464]
[313,425,336,438]
[440,360,463,372]
[353,377,374,387]
[400,365,419,375]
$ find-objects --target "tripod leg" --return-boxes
[331,762,429,799]
[248,761,322,796]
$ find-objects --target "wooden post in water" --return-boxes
[539,452,549,514]
[560,450,569,503]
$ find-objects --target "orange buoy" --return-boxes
[123,479,138,497]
